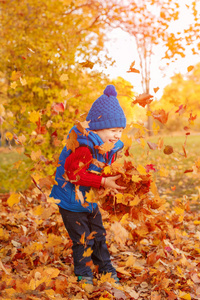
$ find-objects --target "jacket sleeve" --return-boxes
[64,146,102,188]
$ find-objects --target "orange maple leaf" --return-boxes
[152,109,169,124]
[132,93,153,108]
[127,61,140,73]
[94,141,114,155]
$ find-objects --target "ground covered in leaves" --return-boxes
[1,165,200,300]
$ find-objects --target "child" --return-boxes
[50,85,126,285]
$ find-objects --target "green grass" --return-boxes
[0,148,31,193]
[130,134,200,201]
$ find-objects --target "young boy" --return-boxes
[50,85,126,285]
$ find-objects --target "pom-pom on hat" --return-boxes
[86,85,126,130]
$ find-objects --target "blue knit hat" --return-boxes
[86,85,126,130]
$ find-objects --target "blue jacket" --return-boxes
[50,125,124,212]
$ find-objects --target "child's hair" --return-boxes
[86,85,126,130]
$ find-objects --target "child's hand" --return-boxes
[101,174,126,193]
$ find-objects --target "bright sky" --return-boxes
[97,1,200,100]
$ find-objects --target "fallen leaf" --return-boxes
[152,109,169,124]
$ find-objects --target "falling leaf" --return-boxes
[80,232,85,245]
[188,112,197,122]
[137,165,147,175]
[5,132,13,140]
[163,145,173,155]
[153,87,159,93]
[66,130,79,152]
[87,231,97,240]
[127,61,140,73]
[145,164,156,172]
[95,141,114,155]
[52,103,65,113]
[152,109,169,124]
[75,120,90,136]
[83,247,93,257]
[147,141,157,150]
[175,104,187,115]
[132,93,153,107]
[187,65,194,72]
[7,193,20,207]
[152,122,160,135]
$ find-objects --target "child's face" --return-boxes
[96,127,124,144]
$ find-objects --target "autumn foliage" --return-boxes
[0,0,200,299]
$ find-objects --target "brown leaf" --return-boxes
[163,145,173,155]
[147,141,158,150]
[75,120,90,136]
[66,130,79,152]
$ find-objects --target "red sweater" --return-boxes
[64,147,103,188]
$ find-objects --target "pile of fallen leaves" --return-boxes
[1,151,200,300]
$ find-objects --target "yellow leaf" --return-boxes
[32,205,44,216]
[146,110,152,116]
[29,111,40,123]
[132,175,142,182]
[5,132,13,140]
[137,165,147,175]
[152,121,160,135]
[179,291,191,300]
[104,165,111,175]
[45,289,55,296]
[85,189,96,203]
[31,149,42,161]
[7,193,20,207]
[116,267,131,276]
[150,181,159,196]
[10,82,17,89]
[60,73,69,81]
[10,70,22,81]
[129,195,141,206]
[45,267,60,278]
[20,77,27,86]
[174,206,184,215]
[13,160,22,169]
[83,248,93,257]
[194,220,200,225]
[80,232,85,245]
[126,254,136,267]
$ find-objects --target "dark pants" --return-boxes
[59,205,117,277]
